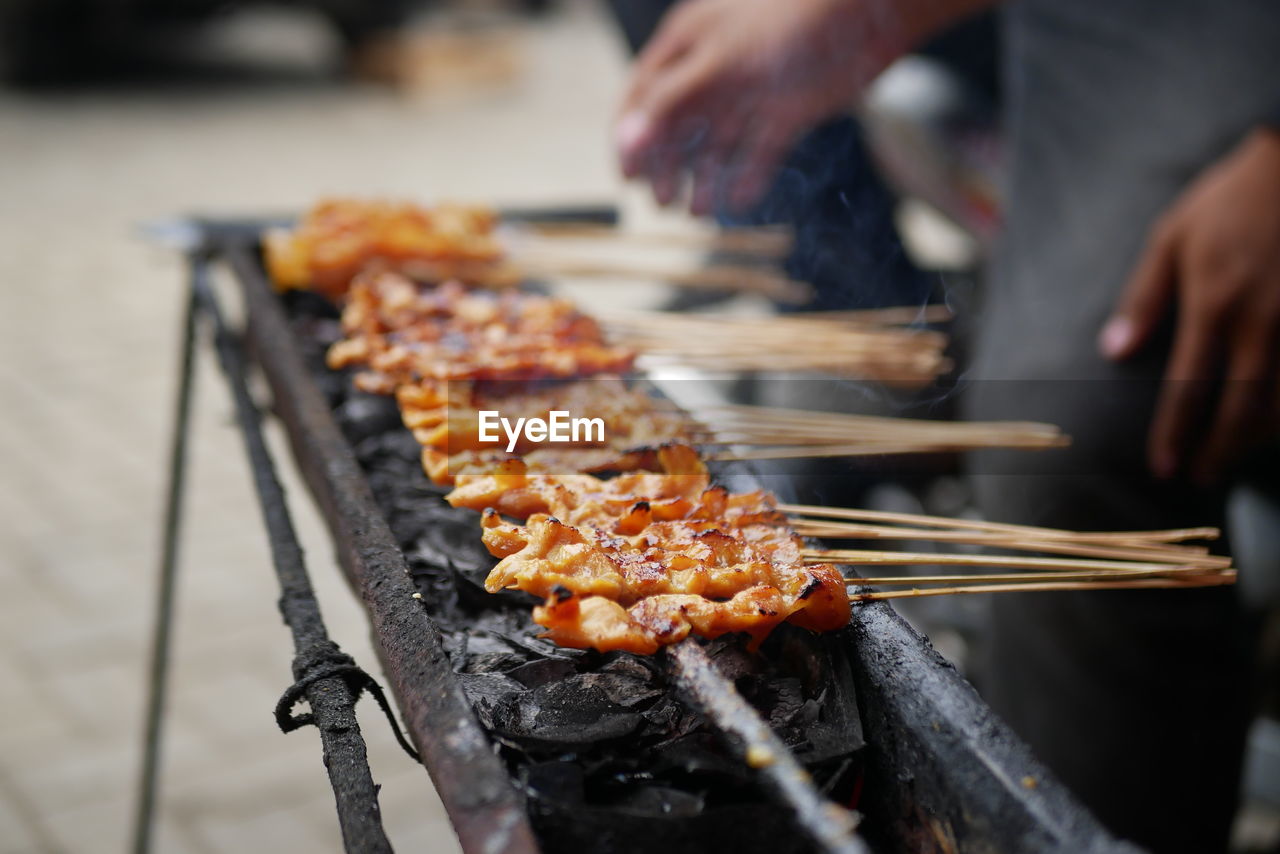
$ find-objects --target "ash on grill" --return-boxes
[283,291,866,853]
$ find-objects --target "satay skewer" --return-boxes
[519,258,814,303]
[516,222,796,257]
[792,522,1226,566]
[846,572,1237,602]
[780,502,1220,544]
[697,403,1053,432]
[848,566,1230,586]
[803,548,1224,574]
[709,441,1053,461]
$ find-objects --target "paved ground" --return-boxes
[0,3,633,851]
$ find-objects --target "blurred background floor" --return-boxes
[0,2,635,851]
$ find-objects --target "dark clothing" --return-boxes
[966,2,1280,851]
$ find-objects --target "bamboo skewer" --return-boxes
[641,356,945,381]
[788,515,1219,549]
[602,311,950,383]
[803,548,1219,574]
[778,499,1235,601]
[520,258,814,304]
[702,403,1050,432]
[518,223,796,258]
[709,443,990,461]
[848,566,1230,586]
[671,401,1069,459]
[791,521,1227,566]
[699,418,1061,440]
[786,305,954,326]
[846,574,1236,602]
[780,502,1220,544]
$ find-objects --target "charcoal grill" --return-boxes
[135,213,1144,854]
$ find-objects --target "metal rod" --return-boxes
[225,242,541,854]
[195,261,396,854]
[132,263,200,854]
[665,641,870,854]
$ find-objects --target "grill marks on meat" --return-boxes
[486,514,850,653]
[323,270,697,485]
[532,588,798,656]
[295,255,852,653]
[327,274,636,392]
[446,444,710,519]
[264,198,520,297]
[397,375,693,484]
[443,446,850,653]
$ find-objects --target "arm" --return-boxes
[615,0,999,214]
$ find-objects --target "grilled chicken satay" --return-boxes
[445,443,709,518]
[420,445,683,486]
[399,376,690,455]
[264,198,520,297]
[282,210,856,653]
[533,586,833,656]
[328,274,635,393]
[480,512,844,605]
[447,442,848,652]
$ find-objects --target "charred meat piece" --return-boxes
[264,198,520,296]
[327,273,636,389]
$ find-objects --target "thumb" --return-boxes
[1100,221,1179,361]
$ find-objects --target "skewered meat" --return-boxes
[264,198,520,297]
[533,578,849,655]
[420,444,679,486]
[445,443,710,519]
[399,376,690,456]
[280,209,855,652]
[327,274,636,389]
[448,443,850,652]
[479,511,841,604]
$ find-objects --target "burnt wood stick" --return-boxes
[665,640,870,854]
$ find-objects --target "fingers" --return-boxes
[619,1,701,116]
[629,0,707,90]
[617,2,710,178]
[650,112,797,216]
[723,119,797,214]
[619,52,720,194]
[1100,217,1179,360]
[689,155,719,216]
[659,112,796,216]
[1192,328,1273,483]
[1192,272,1280,481]
[1148,310,1222,479]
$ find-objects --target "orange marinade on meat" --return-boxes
[443,444,851,652]
[398,376,690,456]
[327,274,636,393]
[479,514,848,628]
[445,444,710,519]
[396,375,693,484]
[264,198,520,298]
[272,209,854,652]
[533,580,848,656]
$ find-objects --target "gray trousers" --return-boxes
[963,2,1280,851]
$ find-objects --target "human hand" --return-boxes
[615,0,901,215]
[1100,128,1280,483]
